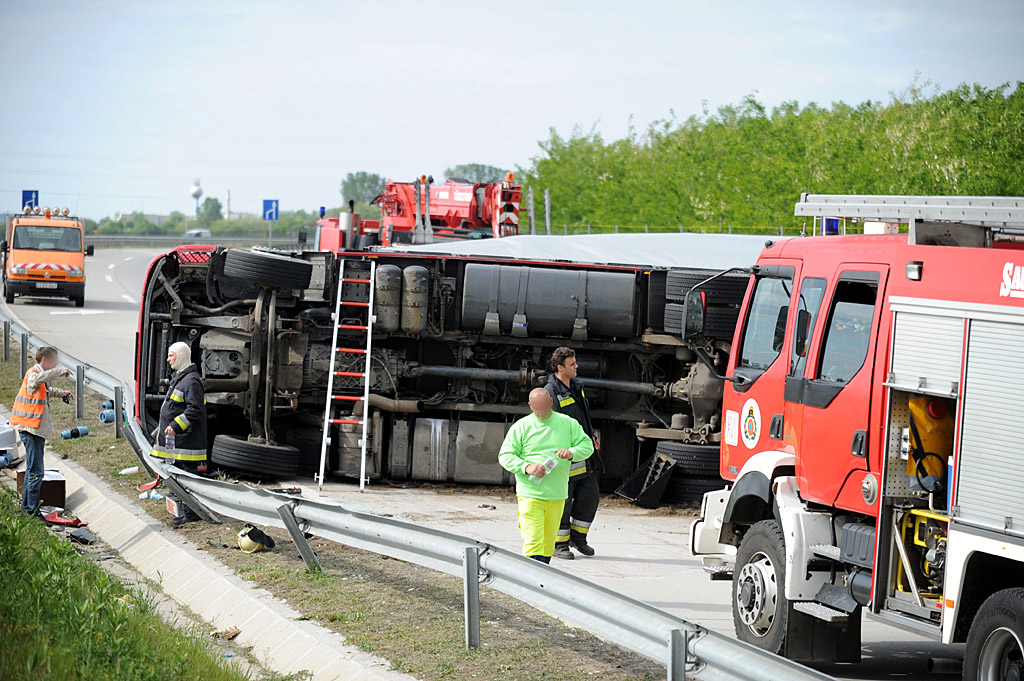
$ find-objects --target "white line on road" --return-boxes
[122,294,136,304]
[105,275,113,283]
[49,310,113,316]
[107,263,115,270]
[123,257,133,262]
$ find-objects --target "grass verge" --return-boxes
[0,348,664,681]
[0,487,251,681]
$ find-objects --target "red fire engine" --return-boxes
[315,174,521,251]
[688,194,1024,678]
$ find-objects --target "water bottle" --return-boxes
[166,432,175,450]
[528,455,558,482]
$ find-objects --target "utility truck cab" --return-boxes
[2,206,93,307]
[688,194,1024,679]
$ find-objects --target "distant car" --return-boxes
[182,229,212,240]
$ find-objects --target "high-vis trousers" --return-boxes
[556,474,600,544]
[517,497,565,559]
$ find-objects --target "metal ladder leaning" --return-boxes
[317,260,376,491]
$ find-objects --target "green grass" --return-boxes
[0,488,252,681]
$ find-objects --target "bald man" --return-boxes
[498,388,594,563]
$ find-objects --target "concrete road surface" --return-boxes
[1,246,964,680]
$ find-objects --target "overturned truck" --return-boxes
[134,234,765,502]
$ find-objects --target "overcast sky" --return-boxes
[1,1,1021,219]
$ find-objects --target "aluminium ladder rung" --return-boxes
[338,323,368,330]
[340,301,370,307]
[343,277,371,284]
[330,418,363,425]
[335,347,366,354]
[334,370,365,377]
[332,395,363,401]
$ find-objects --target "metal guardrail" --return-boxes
[85,235,276,249]
[0,307,837,681]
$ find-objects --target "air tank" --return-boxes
[461,264,636,338]
[373,264,402,332]
[400,266,429,334]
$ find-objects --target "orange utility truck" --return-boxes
[3,206,94,307]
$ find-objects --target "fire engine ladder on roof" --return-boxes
[317,260,376,492]
[795,194,1024,243]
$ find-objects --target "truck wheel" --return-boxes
[665,269,750,305]
[733,519,789,654]
[655,442,720,476]
[964,588,1024,681]
[74,295,84,308]
[210,434,300,477]
[223,249,313,289]
[662,476,725,504]
[4,283,12,304]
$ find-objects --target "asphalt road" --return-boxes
[1,246,964,680]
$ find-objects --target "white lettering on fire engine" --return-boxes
[453,191,472,202]
[1000,262,1024,299]
[741,398,761,450]
[725,410,739,447]
[435,191,450,200]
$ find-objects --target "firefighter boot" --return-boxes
[554,541,574,560]
[570,531,595,556]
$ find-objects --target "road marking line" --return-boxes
[107,263,115,270]
[105,275,113,283]
[49,310,113,316]
[122,294,136,304]
[123,257,133,262]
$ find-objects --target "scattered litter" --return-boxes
[69,527,97,545]
[42,509,87,527]
[478,504,496,510]
[109,445,117,450]
[60,426,89,439]
[139,490,165,500]
[118,466,140,475]
[237,526,275,554]
[137,475,161,491]
[222,654,234,658]
[213,626,241,641]
[265,487,302,496]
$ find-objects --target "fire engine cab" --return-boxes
[688,194,1024,678]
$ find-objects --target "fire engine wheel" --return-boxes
[654,442,720,476]
[210,434,300,478]
[733,519,788,653]
[964,588,1024,681]
[222,249,313,290]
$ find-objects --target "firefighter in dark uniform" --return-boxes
[153,341,208,526]
[545,347,602,559]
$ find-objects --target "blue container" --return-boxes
[61,426,89,439]
[101,400,114,409]
[98,409,127,423]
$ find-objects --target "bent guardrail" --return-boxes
[0,307,836,681]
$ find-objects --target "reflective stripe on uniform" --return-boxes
[568,460,588,477]
[169,389,185,403]
[559,396,575,407]
[570,517,592,534]
[174,415,189,430]
[10,365,46,429]
[18,396,46,405]
[10,409,40,419]
[151,445,207,462]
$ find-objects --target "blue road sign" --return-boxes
[22,190,38,211]
[263,199,279,221]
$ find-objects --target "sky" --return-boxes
[1,1,1022,220]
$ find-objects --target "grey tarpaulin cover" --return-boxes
[382,233,777,270]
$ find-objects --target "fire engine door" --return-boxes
[788,265,889,508]
[720,262,800,479]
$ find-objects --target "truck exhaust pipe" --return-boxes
[351,393,424,413]
[926,658,963,675]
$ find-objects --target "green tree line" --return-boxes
[517,80,1024,229]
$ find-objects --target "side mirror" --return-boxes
[793,309,812,358]
[772,305,789,352]
[86,244,95,257]
[683,290,706,343]
[0,240,7,253]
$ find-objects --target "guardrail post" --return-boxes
[20,333,28,377]
[162,475,220,524]
[276,504,322,573]
[3,320,9,361]
[114,385,123,439]
[76,366,85,420]
[463,547,481,650]
[668,628,688,681]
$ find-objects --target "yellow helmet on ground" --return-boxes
[237,525,275,554]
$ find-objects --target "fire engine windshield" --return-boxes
[12,225,82,252]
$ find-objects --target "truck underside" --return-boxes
[136,240,756,496]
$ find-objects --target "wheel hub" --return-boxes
[979,626,1023,681]
[736,552,778,637]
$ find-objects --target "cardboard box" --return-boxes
[16,468,67,508]
[166,495,185,519]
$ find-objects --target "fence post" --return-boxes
[463,547,481,649]
[668,628,688,681]
[527,187,535,235]
[614,225,619,233]
[780,225,784,236]
[114,385,123,440]
[544,189,551,235]
[76,366,85,420]
[729,224,733,234]
[645,224,649,233]
[20,333,28,377]
[587,224,591,234]
[3,320,9,361]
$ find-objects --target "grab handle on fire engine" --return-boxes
[768,414,784,440]
[851,429,867,458]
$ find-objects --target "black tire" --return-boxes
[733,519,788,654]
[666,269,750,305]
[210,434,300,477]
[222,249,312,289]
[655,442,720,476]
[74,296,84,308]
[661,475,725,504]
[964,588,1024,681]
